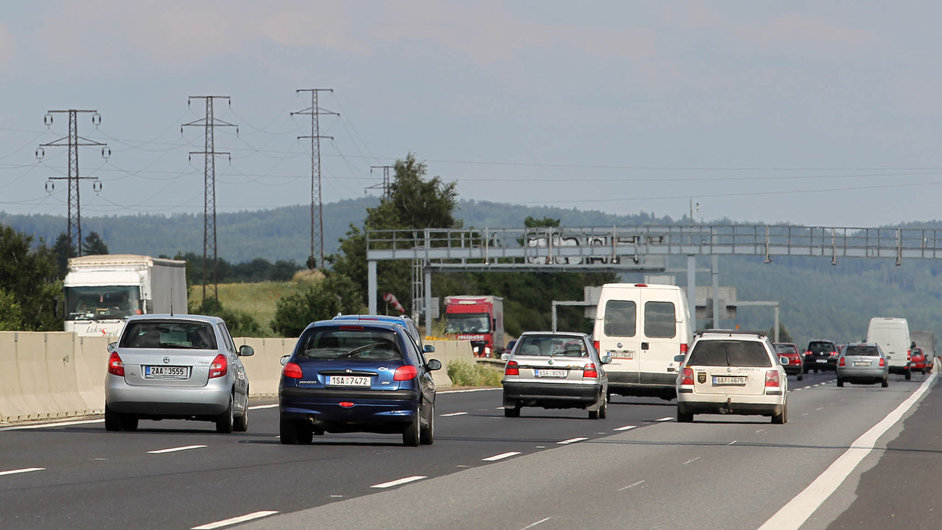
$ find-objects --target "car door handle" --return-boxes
[641,342,649,350]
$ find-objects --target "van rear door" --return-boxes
[598,297,641,383]
[638,290,681,385]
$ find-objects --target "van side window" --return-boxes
[644,302,676,339]
[604,300,636,337]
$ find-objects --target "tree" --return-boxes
[270,273,362,337]
[0,224,62,331]
[83,231,109,255]
[52,233,75,277]
[188,297,262,337]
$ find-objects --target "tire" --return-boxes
[233,406,248,432]
[216,395,234,434]
[881,377,889,388]
[403,410,421,447]
[905,370,912,381]
[606,389,612,402]
[104,405,122,432]
[119,414,139,431]
[797,371,803,381]
[598,395,607,419]
[420,402,435,445]
[677,408,693,423]
[279,418,312,444]
[772,401,788,424]
[837,378,844,387]
[504,404,520,418]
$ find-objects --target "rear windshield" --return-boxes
[296,328,403,361]
[844,345,879,357]
[515,335,588,357]
[807,341,836,353]
[120,321,217,349]
[774,344,798,354]
[603,300,636,337]
[687,340,772,367]
[644,302,676,339]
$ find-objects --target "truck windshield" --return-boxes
[65,286,141,321]
[444,313,490,334]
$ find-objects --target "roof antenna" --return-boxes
[170,288,174,317]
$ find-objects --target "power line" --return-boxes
[366,165,393,199]
[182,95,237,302]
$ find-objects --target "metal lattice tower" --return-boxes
[38,109,108,258]
[292,89,337,270]
[366,165,393,199]
[182,96,236,302]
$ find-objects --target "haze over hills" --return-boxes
[3,199,942,348]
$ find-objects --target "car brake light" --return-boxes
[839,357,845,367]
[108,352,124,377]
[209,354,228,379]
[681,367,694,386]
[634,283,647,287]
[583,363,598,378]
[830,351,839,357]
[804,351,812,356]
[505,360,519,376]
[393,365,417,381]
[879,358,885,367]
[593,340,600,352]
[907,349,912,361]
[283,362,302,379]
[339,402,355,408]
[765,370,780,388]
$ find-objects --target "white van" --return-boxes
[592,283,692,400]
[866,317,913,380]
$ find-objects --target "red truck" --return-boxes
[443,295,505,357]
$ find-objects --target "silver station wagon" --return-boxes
[104,314,254,433]
[836,342,889,387]
[501,331,610,419]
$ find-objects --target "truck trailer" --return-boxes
[443,295,504,357]
[64,254,187,339]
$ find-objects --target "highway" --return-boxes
[0,370,937,530]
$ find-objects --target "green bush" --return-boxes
[446,360,503,387]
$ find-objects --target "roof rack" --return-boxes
[696,329,767,338]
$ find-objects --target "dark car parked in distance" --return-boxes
[774,343,803,381]
[804,339,839,373]
[278,318,441,446]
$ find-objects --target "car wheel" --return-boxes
[420,403,435,445]
[233,406,248,432]
[905,370,912,381]
[104,405,122,432]
[599,395,607,419]
[216,395,235,433]
[606,389,612,402]
[677,408,693,423]
[882,377,889,388]
[403,410,421,447]
[837,378,844,387]
[797,371,803,381]
[504,403,520,418]
[119,414,139,431]
[772,401,787,424]
[279,418,311,444]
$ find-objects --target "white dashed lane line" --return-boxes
[0,467,44,477]
[557,437,587,445]
[248,404,278,410]
[440,412,468,417]
[618,480,645,491]
[614,425,636,431]
[655,416,674,422]
[483,452,521,462]
[371,475,427,489]
[148,445,207,455]
[522,517,552,529]
[191,511,279,529]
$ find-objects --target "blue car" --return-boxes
[279,318,441,446]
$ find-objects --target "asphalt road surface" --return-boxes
[0,369,937,530]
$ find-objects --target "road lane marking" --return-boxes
[683,457,701,465]
[655,416,673,422]
[371,475,427,489]
[440,412,468,417]
[0,467,44,477]
[756,429,768,433]
[439,388,500,394]
[614,425,636,431]
[248,404,278,410]
[760,373,936,530]
[522,517,552,529]
[0,419,103,431]
[816,407,824,411]
[148,445,207,454]
[727,440,737,446]
[483,452,521,462]
[619,480,645,491]
[191,511,278,529]
[557,437,587,445]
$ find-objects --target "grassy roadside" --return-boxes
[189,281,298,336]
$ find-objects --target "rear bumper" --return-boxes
[279,386,421,432]
[803,357,836,370]
[837,366,887,382]
[502,381,601,407]
[888,365,911,374]
[105,375,231,418]
[677,393,784,416]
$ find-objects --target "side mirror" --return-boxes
[239,345,254,357]
[280,354,290,366]
[501,353,510,361]
[107,342,117,354]
[673,354,686,363]
[423,344,436,353]
[600,355,612,364]
[427,358,442,371]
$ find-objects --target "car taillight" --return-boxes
[505,360,519,376]
[680,343,688,355]
[765,370,780,388]
[839,357,845,367]
[907,349,912,361]
[879,358,885,367]
[804,350,812,356]
[593,340,600,352]
[830,351,839,357]
[681,367,694,386]
[393,365,417,381]
[209,353,228,379]
[283,362,302,379]
[108,352,124,377]
[583,363,598,378]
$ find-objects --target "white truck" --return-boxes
[64,254,187,339]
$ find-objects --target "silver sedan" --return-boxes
[836,342,888,388]
[104,314,253,432]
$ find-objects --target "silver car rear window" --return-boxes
[687,340,772,367]
[298,328,403,361]
[844,346,879,357]
[515,335,588,357]
[120,321,217,349]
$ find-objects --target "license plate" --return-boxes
[144,366,189,379]
[712,376,746,386]
[535,369,568,378]
[327,375,371,387]
[610,351,634,359]
[816,359,827,363]
[854,361,872,367]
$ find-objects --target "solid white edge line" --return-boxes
[248,404,278,410]
[557,437,587,445]
[0,467,45,476]
[439,387,501,394]
[483,451,521,462]
[148,445,207,454]
[371,475,427,489]
[0,419,104,431]
[759,373,936,530]
[614,425,636,431]
[440,412,468,417]
[191,510,279,529]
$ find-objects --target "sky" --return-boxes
[2,1,942,228]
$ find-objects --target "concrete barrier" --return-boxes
[425,340,476,388]
[236,337,295,397]
[74,335,108,415]
[0,333,28,423]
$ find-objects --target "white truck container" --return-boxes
[64,254,187,339]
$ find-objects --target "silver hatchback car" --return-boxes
[836,342,888,388]
[501,331,610,419]
[104,314,253,433]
